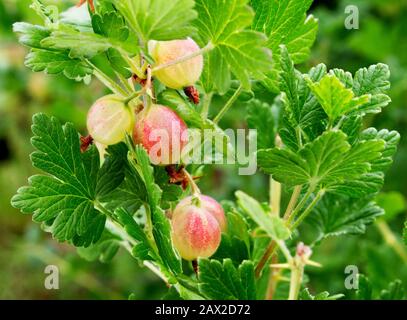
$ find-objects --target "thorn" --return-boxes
[269,263,290,269]
[305,259,322,268]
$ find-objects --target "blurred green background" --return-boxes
[0,0,406,299]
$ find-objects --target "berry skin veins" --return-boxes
[171,203,221,261]
[133,104,188,165]
[87,95,134,146]
[149,38,204,89]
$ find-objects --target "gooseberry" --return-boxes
[149,38,204,89]
[176,195,227,232]
[133,104,188,165]
[86,95,133,146]
[171,198,222,261]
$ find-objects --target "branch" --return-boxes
[213,84,243,124]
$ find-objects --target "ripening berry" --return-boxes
[171,200,222,261]
[149,38,204,89]
[87,95,133,145]
[133,104,188,165]
[177,195,227,232]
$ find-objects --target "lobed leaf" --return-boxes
[195,0,272,92]
[198,259,256,300]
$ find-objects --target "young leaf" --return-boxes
[13,22,50,48]
[194,0,272,91]
[352,64,391,115]
[13,22,93,81]
[41,26,124,59]
[235,191,290,240]
[11,114,115,247]
[251,0,318,92]
[305,74,370,123]
[198,259,256,300]
[109,0,197,43]
[279,47,327,150]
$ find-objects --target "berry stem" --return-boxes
[115,71,133,94]
[286,187,315,225]
[290,190,325,230]
[201,92,213,119]
[182,168,201,197]
[213,84,243,124]
[152,42,214,73]
[269,177,281,216]
[85,59,128,97]
[288,261,304,300]
[283,185,303,221]
[376,220,407,264]
[123,90,143,105]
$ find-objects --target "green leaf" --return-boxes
[158,90,208,129]
[96,144,127,198]
[109,0,197,43]
[305,74,370,122]
[404,221,407,246]
[92,12,129,42]
[25,50,93,81]
[356,275,405,300]
[235,191,290,240]
[113,207,157,261]
[13,22,93,81]
[198,259,256,300]
[353,63,391,114]
[299,288,344,300]
[100,164,145,214]
[194,0,272,91]
[92,11,139,54]
[13,22,50,48]
[77,230,121,263]
[279,48,327,150]
[258,130,384,191]
[246,100,277,150]
[130,145,182,275]
[11,114,110,247]
[380,280,405,300]
[212,211,250,265]
[356,275,373,300]
[41,26,122,59]
[332,129,400,197]
[251,0,318,92]
[376,192,406,221]
[308,194,384,241]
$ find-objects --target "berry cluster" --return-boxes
[86,38,224,261]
